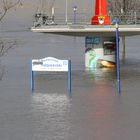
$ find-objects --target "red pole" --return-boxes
[91,0,110,25]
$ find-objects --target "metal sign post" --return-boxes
[68,60,71,96]
[114,19,121,95]
[30,60,34,92]
[30,57,71,96]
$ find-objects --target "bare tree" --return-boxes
[0,41,17,57]
[0,41,17,80]
[108,0,140,22]
[0,0,22,56]
[0,0,22,80]
[0,0,23,21]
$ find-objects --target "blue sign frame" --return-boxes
[30,57,71,96]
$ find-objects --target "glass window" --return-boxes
[103,42,116,55]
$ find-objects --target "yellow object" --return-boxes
[99,60,115,68]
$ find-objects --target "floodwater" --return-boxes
[1,24,140,140]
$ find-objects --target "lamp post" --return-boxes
[65,0,68,24]
[73,5,77,24]
[113,18,121,95]
[51,6,55,24]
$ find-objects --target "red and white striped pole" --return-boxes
[91,0,110,25]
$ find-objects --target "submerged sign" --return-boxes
[30,57,71,96]
[32,57,68,72]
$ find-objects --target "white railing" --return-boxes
[32,13,140,27]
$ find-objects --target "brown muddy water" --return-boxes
[0,27,140,140]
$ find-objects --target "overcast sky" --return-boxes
[3,0,95,27]
[13,0,94,16]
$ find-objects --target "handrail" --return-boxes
[32,13,140,27]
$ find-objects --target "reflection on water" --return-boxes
[31,93,70,110]
[85,67,115,81]
[31,93,71,139]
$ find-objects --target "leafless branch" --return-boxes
[0,64,5,80]
[0,0,22,80]
[0,40,17,80]
[0,0,23,21]
[0,41,17,57]
[108,0,140,15]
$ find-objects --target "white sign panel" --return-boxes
[32,57,68,72]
